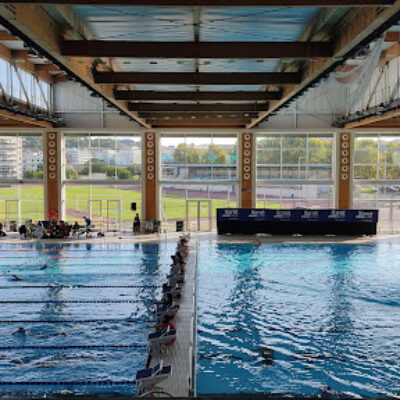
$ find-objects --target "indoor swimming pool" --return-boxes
[0,242,172,398]
[197,241,400,397]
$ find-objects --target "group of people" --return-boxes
[13,216,95,240]
[145,234,190,367]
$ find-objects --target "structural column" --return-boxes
[144,132,157,221]
[240,132,255,208]
[44,131,62,221]
[336,132,352,209]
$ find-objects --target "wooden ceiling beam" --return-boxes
[148,118,252,126]
[0,30,18,41]
[345,108,400,128]
[0,4,150,128]
[115,90,280,101]
[128,103,268,112]
[385,31,400,42]
[4,0,394,6]
[0,109,52,128]
[95,72,301,85]
[139,112,259,119]
[62,41,333,59]
[249,1,400,128]
[35,63,60,73]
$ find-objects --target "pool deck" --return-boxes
[147,240,197,397]
[1,230,400,245]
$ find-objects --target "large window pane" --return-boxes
[161,134,237,181]
[65,183,142,232]
[161,183,237,231]
[65,134,142,181]
[256,133,333,182]
[256,184,333,209]
[354,134,400,232]
[0,184,44,226]
[256,133,333,209]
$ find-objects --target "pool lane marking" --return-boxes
[0,344,147,350]
[0,285,160,289]
[0,300,154,304]
[0,319,154,323]
[0,273,159,277]
[0,380,136,386]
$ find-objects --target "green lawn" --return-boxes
[0,184,281,226]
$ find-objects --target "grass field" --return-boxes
[0,184,280,228]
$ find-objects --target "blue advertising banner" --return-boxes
[217,209,379,223]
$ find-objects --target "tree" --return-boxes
[23,170,35,179]
[117,168,132,179]
[66,167,78,179]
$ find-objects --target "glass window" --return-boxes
[65,183,142,232]
[0,57,51,109]
[256,134,333,181]
[256,133,334,210]
[65,134,142,181]
[354,134,400,232]
[160,134,237,181]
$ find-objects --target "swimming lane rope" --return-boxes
[0,380,136,386]
[0,319,153,324]
[0,300,153,304]
[0,344,147,350]
[0,285,160,289]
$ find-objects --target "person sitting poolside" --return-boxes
[0,222,6,237]
[157,316,176,344]
[82,216,92,238]
[133,213,141,234]
[19,224,28,239]
[72,221,80,237]
[33,222,46,239]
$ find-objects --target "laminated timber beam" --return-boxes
[0,4,150,128]
[345,108,400,128]
[128,103,268,112]
[0,109,52,128]
[115,90,281,101]
[148,119,252,127]
[139,112,260,119]
[62,41,333,59]
[4,0,394,6]
[248,1,400,128]
[95,72,301,85]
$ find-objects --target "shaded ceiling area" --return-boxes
[1,1,400,129]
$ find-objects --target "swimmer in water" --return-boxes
[40,264,47,270]
[13,327,28,335]
[11,275,22,281]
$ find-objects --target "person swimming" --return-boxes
[11,275,22,281]
[40,264,47,270]
[13,327,28,336]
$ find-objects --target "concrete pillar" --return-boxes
[44,131,62,221]
[143,132,157,220]
[336,132,353,209]
[239,132,255,208]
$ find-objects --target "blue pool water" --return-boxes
[197,241,400,397]
[0,242,173,398]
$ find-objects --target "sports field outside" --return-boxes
[0,184,280,228]
[0,185,44,224]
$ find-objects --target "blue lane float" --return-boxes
[0,380,136,386]
[0,300,153,304]
[0,319,154,324]
[0,285,160,289]
[0,345,147,350]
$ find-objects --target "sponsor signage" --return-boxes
[217,209,378,223]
